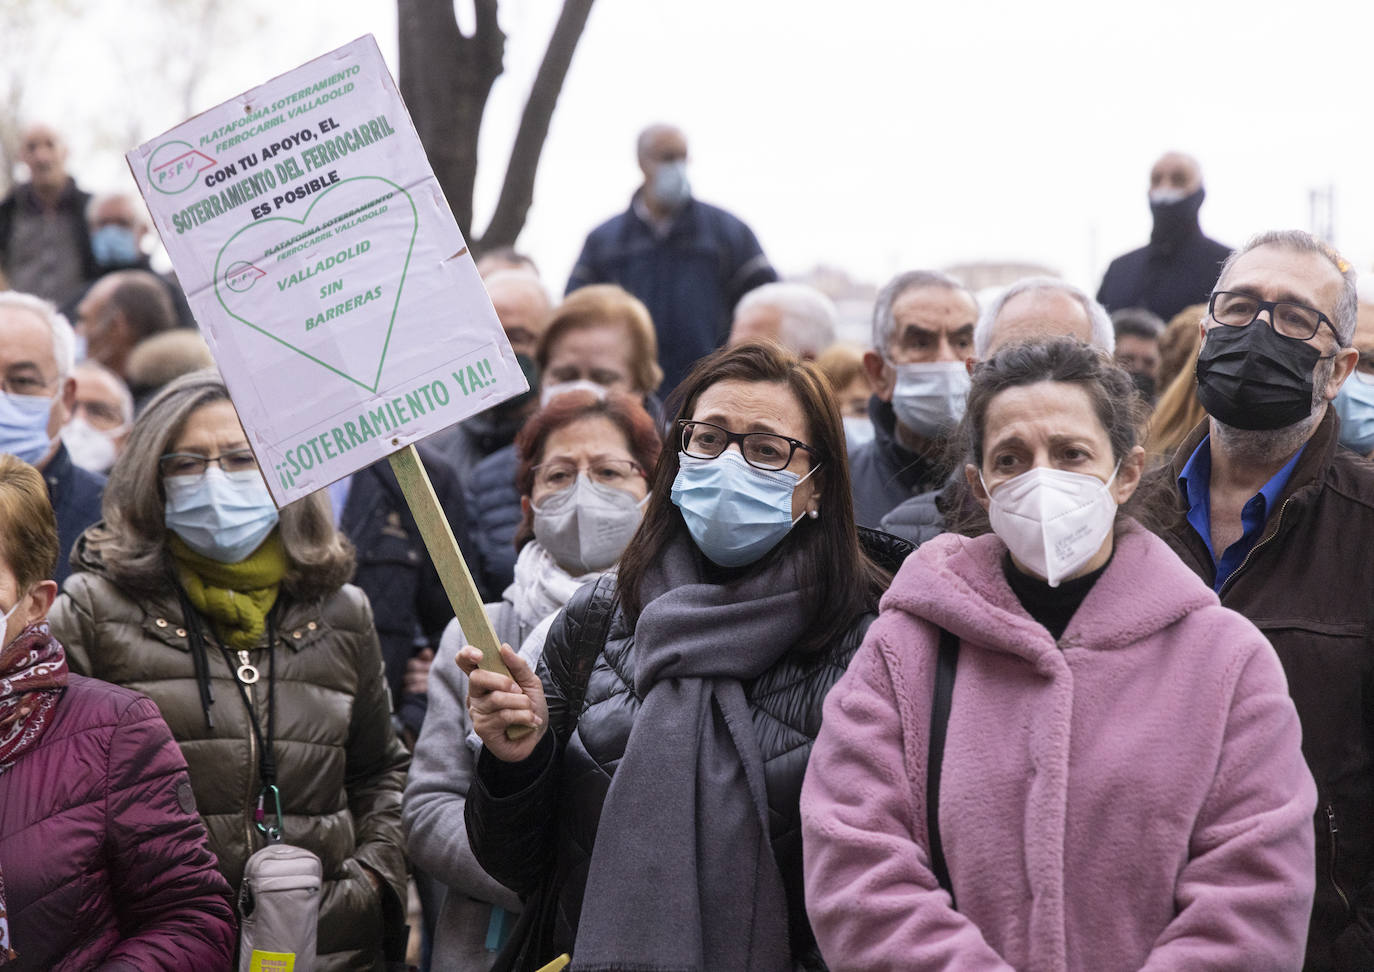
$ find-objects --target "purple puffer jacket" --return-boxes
[0,673,236,971]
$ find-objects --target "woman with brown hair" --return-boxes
[460,342,912,970]
[49,369,410,971]
[1146,303,1208,461]
[465,283,665,599]
[405,390,661,969]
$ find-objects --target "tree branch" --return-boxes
[476,0,595,251]
[397,0,505,238]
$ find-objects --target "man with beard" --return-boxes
[1097,151,1231,322]
[1149,229,1374,971]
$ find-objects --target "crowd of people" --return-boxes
[1,117,1372,972]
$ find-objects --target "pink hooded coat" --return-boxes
[801,524,1316,971]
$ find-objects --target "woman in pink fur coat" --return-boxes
[801,339,1317,971]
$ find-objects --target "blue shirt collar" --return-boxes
[1177,433,1306,589]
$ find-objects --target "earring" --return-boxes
[807,509,819,519]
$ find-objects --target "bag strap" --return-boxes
[927,625,959,904]
[558,573,618,735]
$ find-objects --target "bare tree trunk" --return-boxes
[397,0,505,242]
[397,0,594,252]
[476,0,594,251]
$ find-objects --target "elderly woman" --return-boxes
[0,454,235,970]
[465,284,665,599]
[800,339,1316,971]
[461,342,912,970]
[49,370,410,972]
[404,389,661,969]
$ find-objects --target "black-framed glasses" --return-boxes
[678,419,819,471]
[159,449,259,478]
[1208,290,1340,343]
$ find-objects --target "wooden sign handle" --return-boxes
[388,444,532,741]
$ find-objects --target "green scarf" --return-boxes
[171,532,287,651]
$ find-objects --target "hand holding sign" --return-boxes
[127,36,529,701]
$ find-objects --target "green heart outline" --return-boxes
[212,175,418,393]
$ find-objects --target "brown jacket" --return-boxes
[50,531,410,972]
[1150,410,1374,971]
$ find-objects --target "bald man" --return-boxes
[0,122,97,305]
[567,123,777,395]
[1096,151,1232,322]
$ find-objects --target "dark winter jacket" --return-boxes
[463,442,522,601]
[1150,410,1374,971]
[1095,195,1231,322]
[567,193,777,396]
[466,528,913,969]
[50,532,411,972]
[849,396,948,529]
[0,179,98,302]
[342,445,469,736]
[0,673,235,971]
[47,441,105,588]
[880,474,980,548]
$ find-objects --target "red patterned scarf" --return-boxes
[0,621,68,964]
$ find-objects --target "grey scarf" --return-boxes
[571,533,811,972]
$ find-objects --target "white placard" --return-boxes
[126,34,527,506]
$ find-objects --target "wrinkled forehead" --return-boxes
[1219,243,1345,313]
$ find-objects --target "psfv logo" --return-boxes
[148,141,215,194]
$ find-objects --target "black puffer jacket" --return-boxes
[466,528,912,970]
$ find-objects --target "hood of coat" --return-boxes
[882,520,1219,670]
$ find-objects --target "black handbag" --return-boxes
[490,574,619,972]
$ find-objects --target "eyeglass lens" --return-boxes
[681,422,796,470]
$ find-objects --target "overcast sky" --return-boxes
[30,0,1374,307]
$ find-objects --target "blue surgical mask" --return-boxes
[164,466,280,563]
[843,415,874,452]
[91,224,140,267]
[651,160,691,210]
[1334,373,1374,457]
[0,391,55,464]
[670,450,817,567]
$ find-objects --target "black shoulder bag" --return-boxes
[492,575,619,972]
[927,626,959,905]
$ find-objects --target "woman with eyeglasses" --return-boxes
[49,369,411,971]
[459,342,912,971]
[404,389,661,970]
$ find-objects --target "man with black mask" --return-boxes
[1148,230,1374,971]
[1097,152,1232,322]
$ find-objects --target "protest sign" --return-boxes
[127,35,529,696]
[126,34,527,507]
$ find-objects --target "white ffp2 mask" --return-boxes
[983,464,1120,588]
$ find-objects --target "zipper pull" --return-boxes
[236,649,261,685]
[254,791,265,825]
[1327,803,1339,835]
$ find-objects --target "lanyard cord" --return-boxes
[213,611,279,788]
[178,590,284,839]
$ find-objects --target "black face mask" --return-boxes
[1195,322,1320,431]
[1149,187,1205,251]
[1129,370,1157,404]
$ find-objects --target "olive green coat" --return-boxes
[51,536,410,972]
